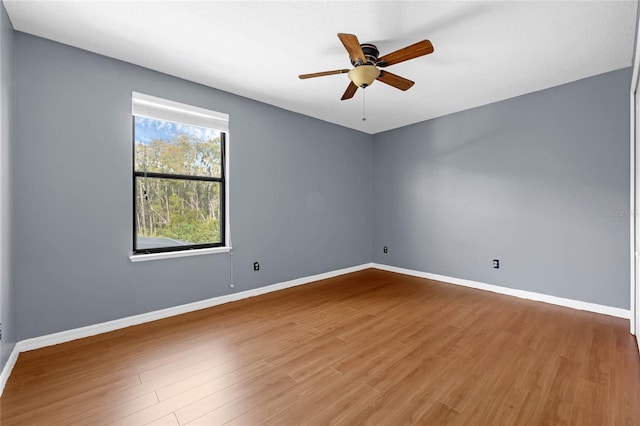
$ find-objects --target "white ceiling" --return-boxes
[3,0,638,134]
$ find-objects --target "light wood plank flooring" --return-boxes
[1,269,639,425]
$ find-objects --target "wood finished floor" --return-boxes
[2,269,639,425]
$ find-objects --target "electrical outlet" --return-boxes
[229,283,235,288]
[254,261,260,271]
[383,246,388,253]
[493,259,500,269]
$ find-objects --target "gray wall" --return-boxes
[373,68,632,309]
[13,33,372,340]
[6,29,633,343]
[0,2,15,372]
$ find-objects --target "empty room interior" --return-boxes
[2,0,640,424]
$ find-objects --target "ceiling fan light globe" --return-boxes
[348,65,380,88]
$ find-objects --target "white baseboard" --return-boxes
[17,262,371,353]
[0,344,20,397]
[371,263,630,319]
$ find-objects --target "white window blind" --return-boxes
[132,92,229,132]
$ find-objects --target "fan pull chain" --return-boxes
[362,88,366,121]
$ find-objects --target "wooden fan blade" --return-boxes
[377,40,434,67]
[341,81,358,100]
[338,33,366,65]
[299,69,350,79]
[376,70,415,91]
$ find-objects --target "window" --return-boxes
[132,93,228,255]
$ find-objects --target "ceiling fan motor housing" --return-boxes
[352,43,379,66]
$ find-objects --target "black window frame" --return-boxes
[132,119,226,255]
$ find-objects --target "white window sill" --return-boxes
[129,246,232,262]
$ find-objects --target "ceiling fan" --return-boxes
[299,33,434,100]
